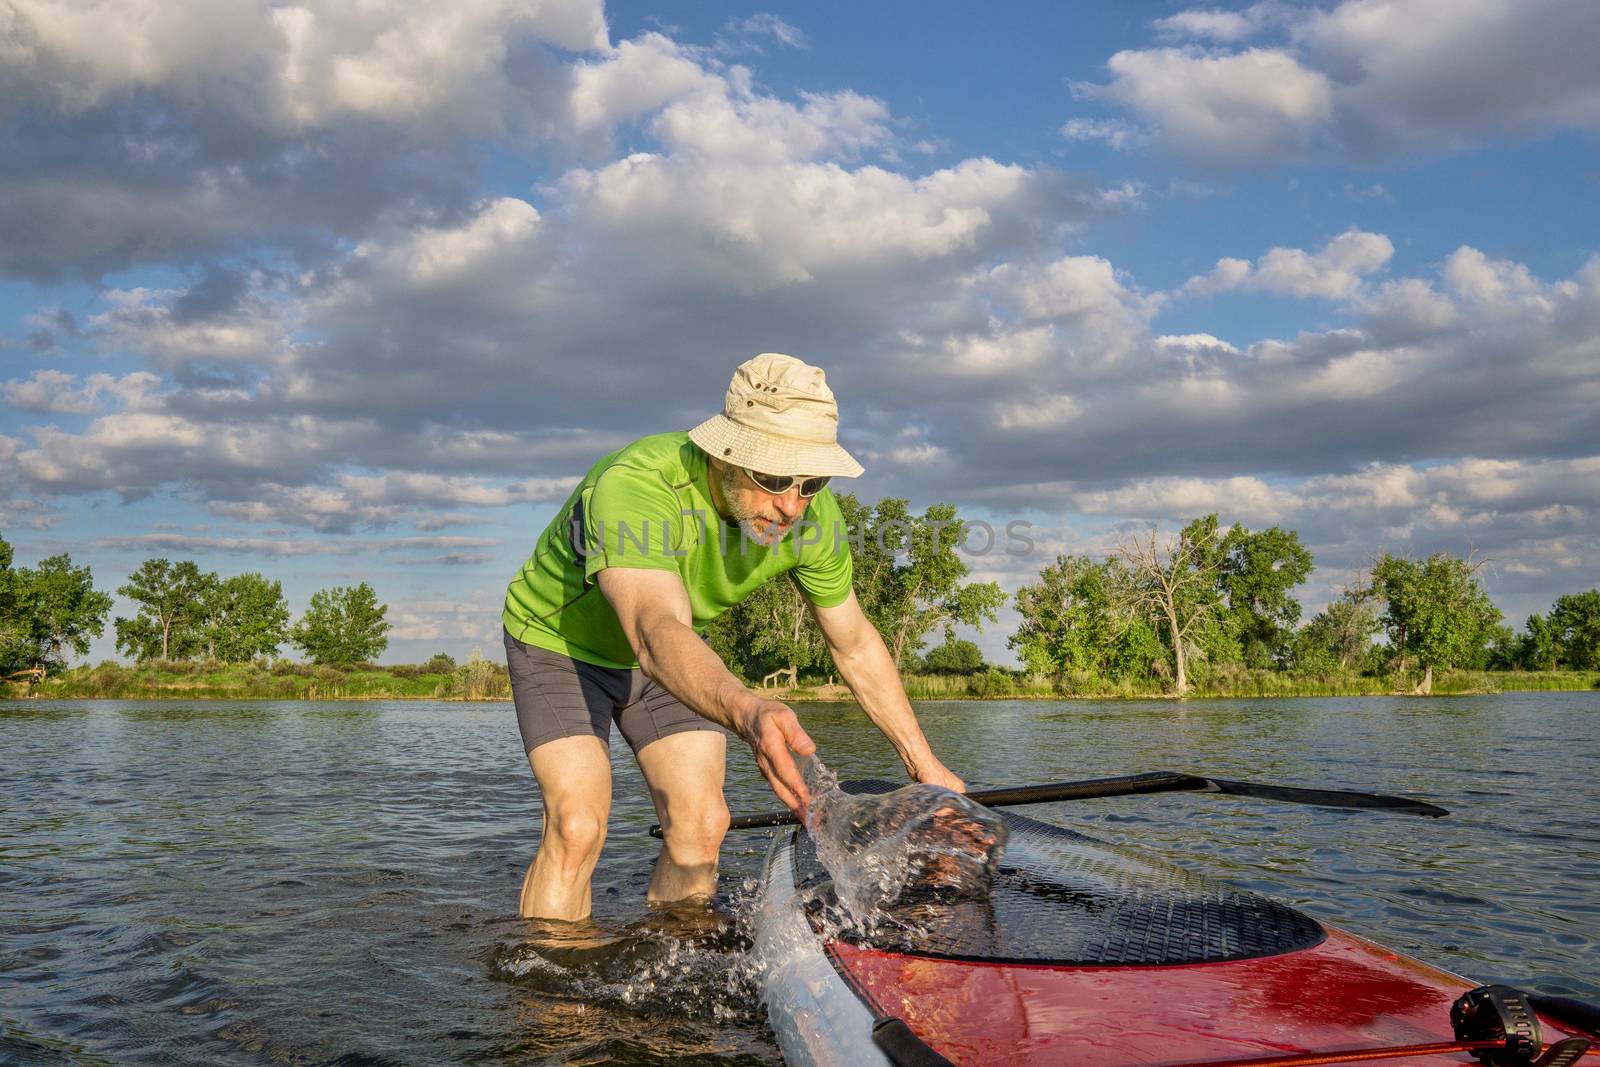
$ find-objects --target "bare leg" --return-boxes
[635,731,730,904]
[520,735,612,920]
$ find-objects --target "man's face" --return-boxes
[711,459,813,546]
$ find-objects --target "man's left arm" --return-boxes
[812,590,966,793]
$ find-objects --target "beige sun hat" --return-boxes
[687,353,865,478]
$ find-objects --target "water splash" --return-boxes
[742,763,1012,1063]
[491,900,764,1027]
[801,758,1008,929]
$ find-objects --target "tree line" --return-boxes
[709,502,1600,695]
[4,505,1599,691]
[109,558,389,666]
[1,534,390,675]
[1005,518,1512,695]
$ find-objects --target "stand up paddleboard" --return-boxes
[753,781,1599,1067]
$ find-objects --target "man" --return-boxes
[502,352,964,921]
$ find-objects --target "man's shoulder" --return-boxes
[602,431,698,481]
[585,432,703,513]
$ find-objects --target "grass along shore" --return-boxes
[6,657,513,701]
[5,658,1597,702]
[891,667,1600,700]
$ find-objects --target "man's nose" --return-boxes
[774,487,805,520]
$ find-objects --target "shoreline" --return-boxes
[6,671,1596,703]
[770,675,1600,702]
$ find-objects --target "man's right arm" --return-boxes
[596,567,816,815]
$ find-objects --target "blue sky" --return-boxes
[3,0,1598,666]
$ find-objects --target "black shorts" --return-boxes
[503,629,726,757]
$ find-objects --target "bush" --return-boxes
[86,663,133,697]
[452,654,510,700]
[922,638,985,675]
[1052,670,1114,697]
[967,667,1016,697]
[385,657,458,680]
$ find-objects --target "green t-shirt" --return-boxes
[503,432,854,669]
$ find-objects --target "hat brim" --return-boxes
[688,415,864,478]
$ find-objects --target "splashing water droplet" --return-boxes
[800,758,1008,929]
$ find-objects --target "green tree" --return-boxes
[1008,554,1162,682]
[1294,576,1381,671]
[1219,524,1314,668]
[836,495,1006,670]
[203,573,291,662]
[290,582,391,665]
[1546,590,1600,669]
[1485,625,1521,671]
[1010,555,1108,677]
[1514,612,1561,671]
[1,544,113,675]
[1117,516,1229,694]
[720,573,830,687]
[922,636,985,675]
[115,559,217,661]
[1372,552,1503,694]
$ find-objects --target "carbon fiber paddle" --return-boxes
[647,771,1448,838]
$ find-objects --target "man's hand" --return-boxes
[735,698,816,817]
[910,757,966,794]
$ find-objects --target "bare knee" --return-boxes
[662,802,730,864]
[543,807,606,868]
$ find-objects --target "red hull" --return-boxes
[831,927,1595,1066]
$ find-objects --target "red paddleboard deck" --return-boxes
[756,782,1597,1067]
[829,928,1598,1066]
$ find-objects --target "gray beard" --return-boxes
[739,518,785,547]
[718,464,784,547]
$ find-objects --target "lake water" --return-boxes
[3,694,1597,1064]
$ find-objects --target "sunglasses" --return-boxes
[743,468,831,497]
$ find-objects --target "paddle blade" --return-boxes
[1199,776,1449,818]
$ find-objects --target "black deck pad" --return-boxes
[792,780,1325,966]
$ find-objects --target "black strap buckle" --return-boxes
[1453,985,1543,1066]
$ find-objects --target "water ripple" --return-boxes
[1,694,1595,1063]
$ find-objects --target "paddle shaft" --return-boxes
[645,771,1448,837]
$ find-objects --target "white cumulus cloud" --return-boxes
[1078,0,1600,166]
[1079,47,1332,166]
[1183,229,1394,300]
[4,0,607,133]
